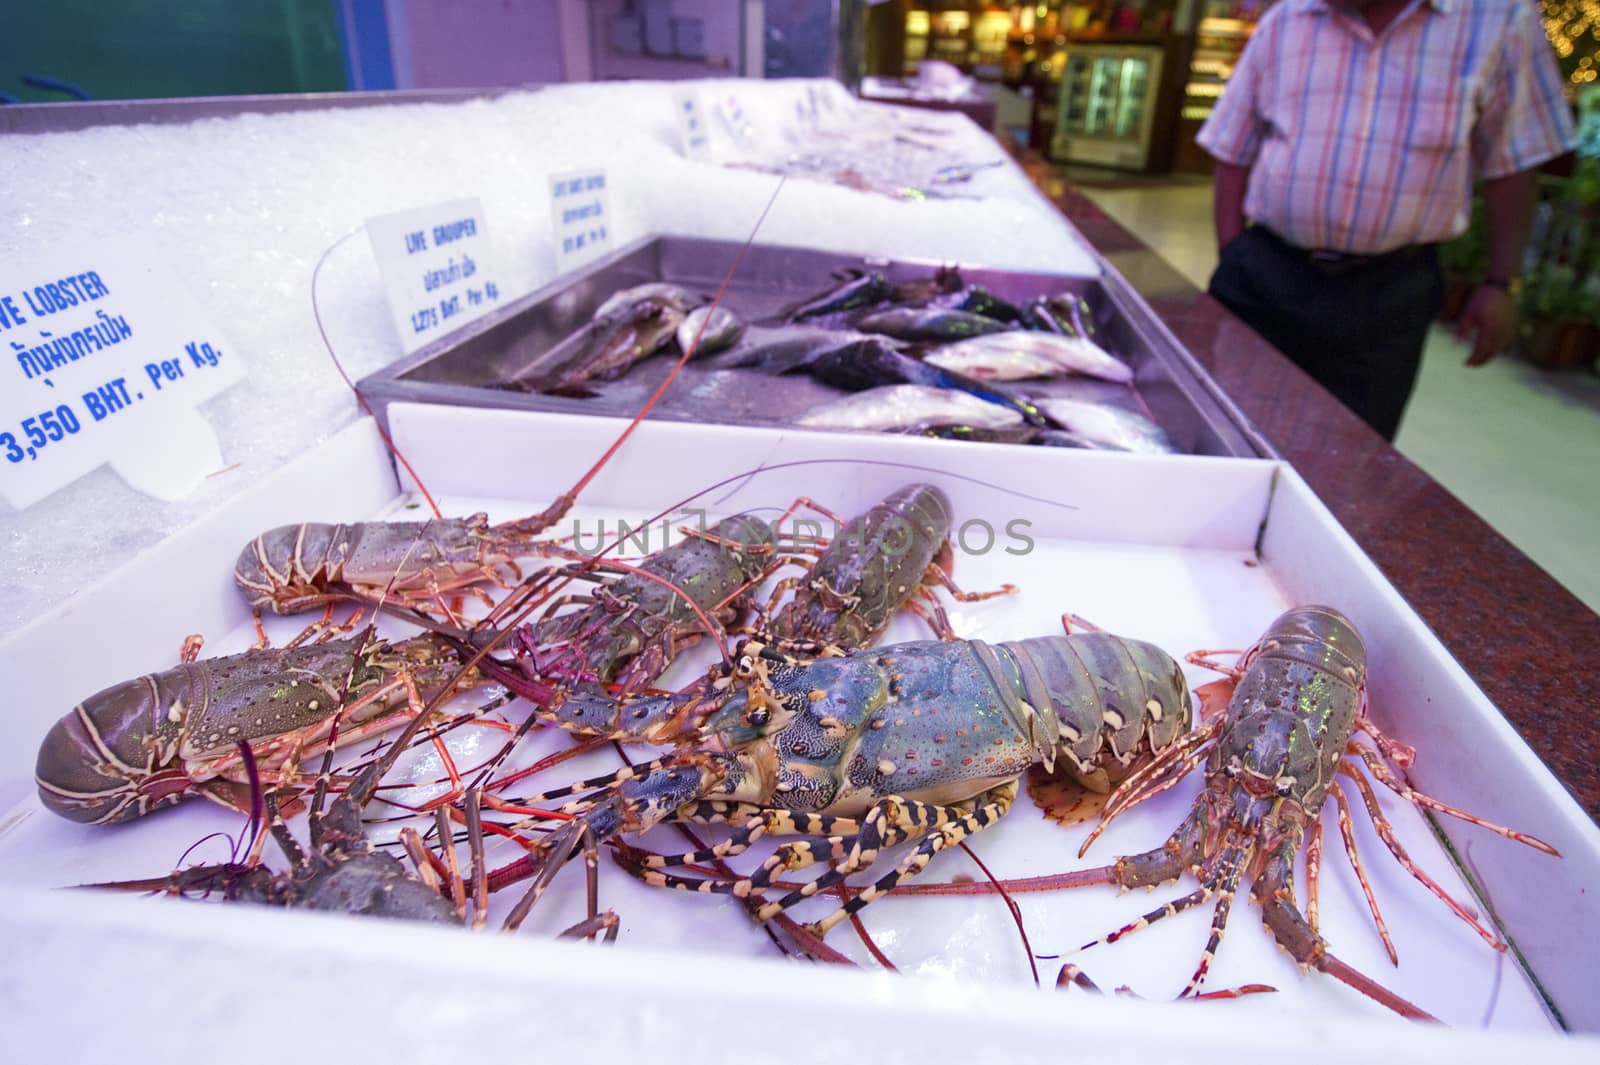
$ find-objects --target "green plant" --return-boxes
[1520,261,1600,320]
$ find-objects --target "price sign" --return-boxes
[550,168,611,274]
[0,245,245,508]
[365,197,501,354]
[674,90,710,159]
[717,93,753,145]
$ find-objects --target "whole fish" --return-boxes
[786,271,893,321]
[1048,293,1096,338]
[931,160,1005,184]
[924,332,1133,384]
[550,283,693,392]
[800,338,1050,427]
[1033,397,1178,454]
[676,303,744,357]
[1021,298,1073,335]
[899,425,1110,449]
[855,306,1014,342]
[711,325,879,375]
[592,282,691,327]
[931,285,1023,322]
[796,384,1025,432]
[925,341,1061,381]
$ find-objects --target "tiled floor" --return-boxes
[1076,177,1600,611]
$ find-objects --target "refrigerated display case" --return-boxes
[1050,43,1165,169]
[1170,2,1273,172]
[4,78,1600,1056]
[1182,14,1256,122]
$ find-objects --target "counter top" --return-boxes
[1017,156,1600,825]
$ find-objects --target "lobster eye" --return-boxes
[735,656,755,677]
[1275,779,1294,797]
[1222,763,1241,779]
[745,706,771,727]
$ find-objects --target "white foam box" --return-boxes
[3,403,1597,1062]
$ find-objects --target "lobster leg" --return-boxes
[464,787,489,930]
[749,794,960,906]
[502,816,589,931]
[1080,729,1218,857]
[1183,649,1247,681]
[917,556,1018,605]
[559,912,621,942]
[1328,780,1398,965]
[1102,720,1221,815]
[903,595,960,642]
[499,756,679,816]
[1075,831,1235,959]
[1055,963,1276,1002]
[398,825,445,894]
[1337,764,1507,950]
[1304,807,1325,935]
[641,806,867,869]
[1181,844,1248,997]
[1252,846,1440,1022]
[1353,713,1418,768]
[1349,745,1559,856]
[620,787,1017,931]
[434,805,468,920]
[805,782,1018,937]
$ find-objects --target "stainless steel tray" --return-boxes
[357,235,1266,458]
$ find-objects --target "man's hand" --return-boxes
[1457,285,1517,366]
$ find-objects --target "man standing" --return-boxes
[1199,0,1575,440]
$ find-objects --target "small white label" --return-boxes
[0,245,245,509]
[804,86,821,125]
[717,93,753,145]
[550,168,611,274]
[366,197,500,355]
[674,90,710,159]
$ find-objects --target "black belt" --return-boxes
[1254,226,1434,277]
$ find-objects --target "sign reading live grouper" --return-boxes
[0,246,245,509]
[365,197,501,354]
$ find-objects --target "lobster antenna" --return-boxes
[959,839,1039,987]
[307,531,435,824]
[502,174,792,535]
[235,739,265,863]
[310,227,446,520]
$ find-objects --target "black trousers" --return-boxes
[1207,226,1443,441]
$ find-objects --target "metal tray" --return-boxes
[357,236,1267,458]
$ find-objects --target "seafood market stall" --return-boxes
[354,235,1265,458]
[2,81,1599,1061]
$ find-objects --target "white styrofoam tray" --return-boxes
[3,404,1597,1057]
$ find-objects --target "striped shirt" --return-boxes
[1197,0,1576,254]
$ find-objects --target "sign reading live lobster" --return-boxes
[0,246,245,508]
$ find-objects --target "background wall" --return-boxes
[0,0,346,102]
[386,0,568,89]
